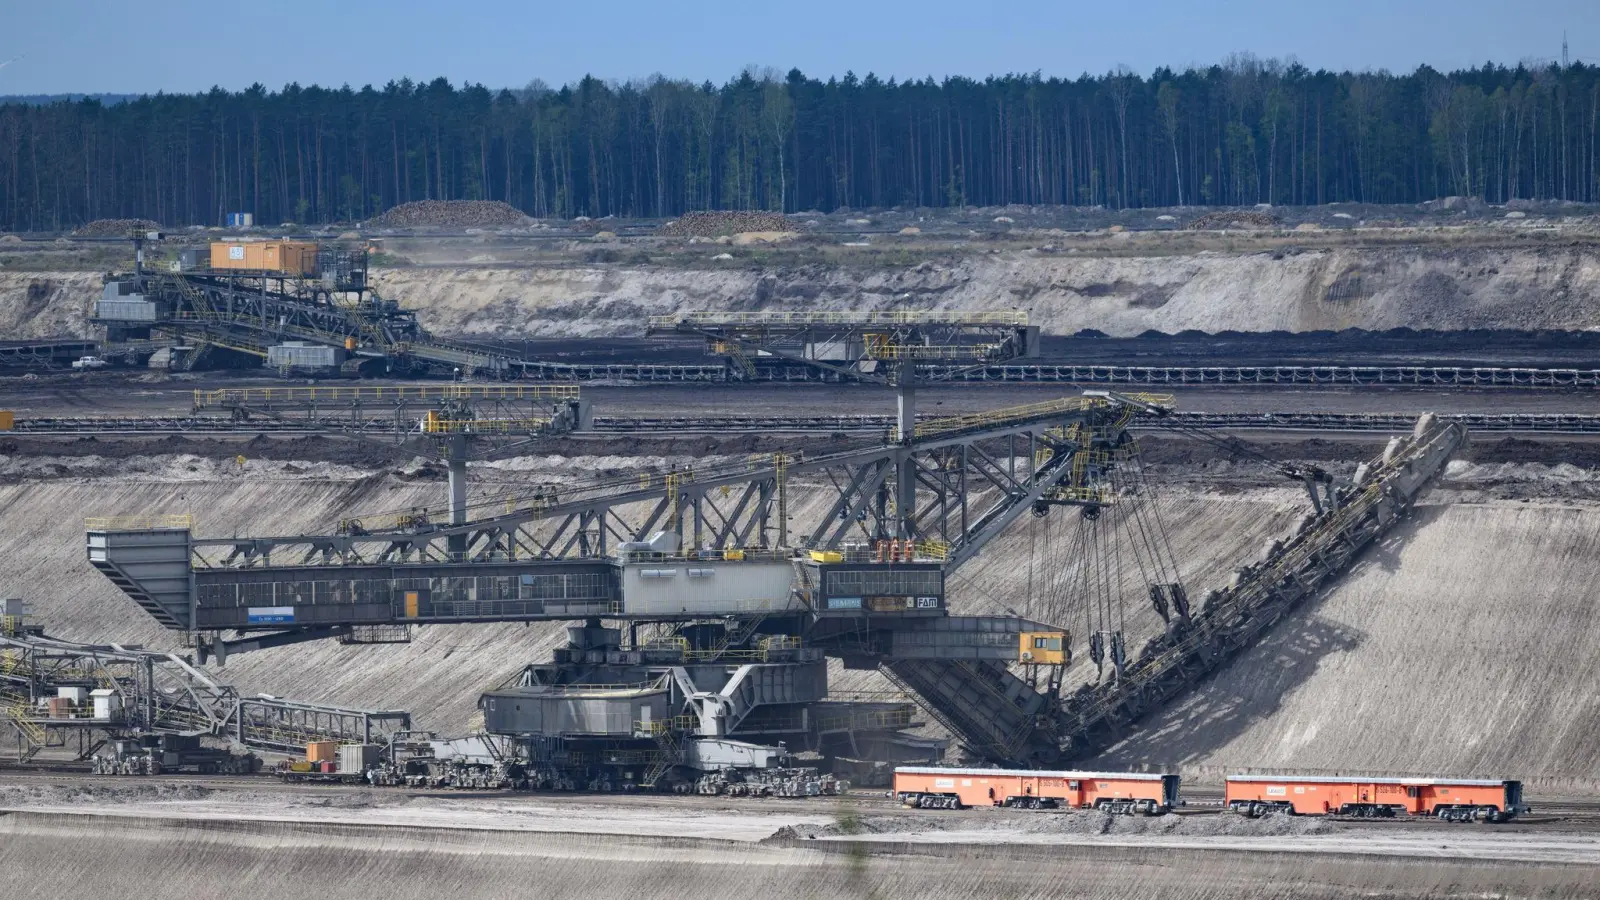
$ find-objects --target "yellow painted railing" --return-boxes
[195,383,579,409]
[633,715,698,737]
[420,416,553,434]
[862,342,1003,360]
[650,310,1030,329]
[84,514,193,531]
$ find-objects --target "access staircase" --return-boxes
[640,716,694,787]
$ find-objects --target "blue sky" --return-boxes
[2,0,1596,95]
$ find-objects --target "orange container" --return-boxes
[894,766,1177,813]
[1225,775,1526,820]
[46,697,71,718]
[210,241,319,275]
[306,741,339,763]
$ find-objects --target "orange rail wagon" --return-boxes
[1225,775,1527,822]
[894,766,1178,813]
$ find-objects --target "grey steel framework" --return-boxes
[645,310,1041,382]
[166,394,1146,577]
[0,630,410,760]
[83,389,1463,768]
[942,364,1600,388]
[513,361,1600,389]
[95,264,523,376]
[0,340,97,369]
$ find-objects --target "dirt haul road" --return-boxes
[0,782,1598,899]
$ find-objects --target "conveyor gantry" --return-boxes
[0,630,409,760]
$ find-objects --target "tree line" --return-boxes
[2,57,1599,231]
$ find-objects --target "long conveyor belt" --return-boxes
[8,410,1599,435]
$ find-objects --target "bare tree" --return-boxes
[1156,81,1183,206]
[1105,66,1135,207]
[761,79,794,212]
[647,76,675,216]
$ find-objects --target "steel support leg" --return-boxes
[447,435,468,557]
[897,382,917,538]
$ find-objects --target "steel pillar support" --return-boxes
[446,434,469,556]
[895,377,918,538]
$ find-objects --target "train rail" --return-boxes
[13,410,1600,437]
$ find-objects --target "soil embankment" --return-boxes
[371,243,1600,339]
[5,235,1600,341]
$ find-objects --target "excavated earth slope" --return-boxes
[371,244,1600,338]
[5,238,1600,340]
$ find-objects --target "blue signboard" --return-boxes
[246,606,295,624]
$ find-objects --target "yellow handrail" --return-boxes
[420,416,554,434]
[195,384,579,409]
[85,514,193,531]
[650,310,1030,329]
[862,343,1004,360]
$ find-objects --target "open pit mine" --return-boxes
[2,216,1599,898]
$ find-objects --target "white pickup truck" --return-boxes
[71,355,108,370]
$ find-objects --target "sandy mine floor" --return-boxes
[1,778,1598,898]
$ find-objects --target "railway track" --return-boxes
[13,410,1600,437]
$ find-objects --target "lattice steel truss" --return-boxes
[0,632,410,759]
[100,268,516,375]
[646,310,1040,383]
[187,394,1156,572]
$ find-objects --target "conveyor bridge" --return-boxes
[0,630,409,760]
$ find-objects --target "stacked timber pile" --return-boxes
[660,210,791,237]
[73,218,162,237]
[371,200,528,228]
[1185,210,1281,230]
